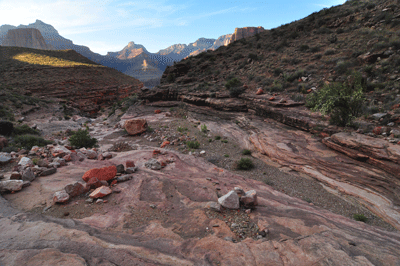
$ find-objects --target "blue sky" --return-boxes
[0,0,346,54]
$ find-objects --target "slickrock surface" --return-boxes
[1,148,400,265]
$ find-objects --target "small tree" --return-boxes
[69,129,98,148]
[306,72,365,126]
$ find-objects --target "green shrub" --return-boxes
[299,44,309,51]
[229,87,245,97]
[167,73,176,83]
[186,140,200,149]
[306,72,365,126]
[224,154,229,157]
[215,136,221,140]
[221,139,228,143]
[335,60,352,75]
[273,68,283,76]
[353,214,368,222]
[248,53,258,61]
[13,135,52,149]
[324,49,335,55]
[242,149,251,155]
[236,158,254,170]
[201,124,207,133]
[68,129,98,148]
[13,124,39,135]
[225,77,242,90]
[177,126,188,133]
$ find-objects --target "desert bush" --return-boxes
[225,77,242,89]
[335,60,353,75]
[215,135,221,140]
[167,73,176,83]
[306,72,365,126]
[186,140,200,149]
[248,53,258,61]
[353,214,368,222]
[273,68,283,76]
[324,49,335,55]
[69,129,98,148]
[13,124,39,135]
[299,44,309,52]
[236,158,254,170]
[13,135,52,149]
[286,70,305,82]
[242,149,251,155]
[0,120,14,136]
[201,124,207,133]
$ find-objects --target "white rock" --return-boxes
[18,157,32,167]
[0,180,24,192]
[218,190,239,209]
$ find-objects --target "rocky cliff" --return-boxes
[2,28,53,50]
[228,26,265,44]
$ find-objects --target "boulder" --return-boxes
[86,150,97,159]
[234,187,245,197]
[89,186,112,199]
[0,180,24,193]
[145,158,162,170]
[70,152,86,162]
[218,190,240,209]
[82,165,117,182]
[65,182,87,198]
[21,168,35,182]
[36,159,49,167]
[53,190,70,203]
[240,190,258,208]
[102,152,113,159]
[124,119,148,135]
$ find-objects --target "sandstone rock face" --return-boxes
[82,165,117,182]
[228,26,265,44]
[124,119,148,135]
[2,28,53,50]
[1,149,400,265]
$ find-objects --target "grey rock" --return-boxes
[53,190,69,203]
[86,150,97,159]
[145,159,162,170]
[0,180,24,192]
[0,154,12,165]
[218,190,240,209]
[49,162,61,168]
[86,198,94,203]
[125,167,138,174]
[240,190,258,208]
[116,164,125,173]
[204,201,221,212]
[371,113,388,120]
[21,167,35,182]
[22,181,31,188]
[41,167,57,176]
[116,174,133,182]
[18,157,32,167]
[234,187,245,197]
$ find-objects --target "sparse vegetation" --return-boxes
[68,129,98,148]
[201,124,207,133]
[236,158,254,170]
[13,135,52,150]
[353,214,368,222]
[186,140,200,149]
[242,149,252,155]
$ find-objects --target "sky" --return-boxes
[0,0,346,55]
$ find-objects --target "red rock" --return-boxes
[392,104,400,110]
[161,161,167,167]
[154,109,161,114]
[126,160,135,168]
[10,172,22,180]
[373,126,382,135]
[307,89,312,93]
[153,149,161,156]
[87,177,105,189]
[124,119,148,135]
[255,88,263,95]
[65,182,87,198]
[269,97,275,101]
[160,141,170,148]
[320,132,329,138]
[243,84,248,89]
[82,165,117,182]
[110,180,117,186]
[89,186,112,199]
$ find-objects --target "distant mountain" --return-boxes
[0,20,261,86]
[2,28,53,50]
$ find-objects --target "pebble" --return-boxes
[96,199,104,204]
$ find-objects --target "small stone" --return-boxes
[96,199,104,204]
[86,177,103,189]
[234,187,245,197]
[218,190,240,209]
[240,190,258,208]
[200,150,206,155]
[126,160,135,168]
[256,88,264,95]
[0,154,12,165]
[53,190,70,203]
[150,204,156,209]
[102,152,112,159]
[224,237,234,242]
[86,150,97,159]
[160,141,170,148]
[86,198,94,203]
[65,182,87,198]
[82,165,117,182]
[212,224,219,227]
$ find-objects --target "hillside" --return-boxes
[0,46,143,116]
